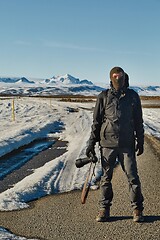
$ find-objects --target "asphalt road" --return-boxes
[0,140,67,193]
[0,140,160,240]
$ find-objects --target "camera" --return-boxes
[75,153,98,168]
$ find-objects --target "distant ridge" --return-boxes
[0,77,34,84]
[0,74,159,96]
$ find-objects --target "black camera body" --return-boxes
[75,153,98,168]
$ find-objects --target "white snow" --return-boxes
[143,108,160,138]
[0,96,159,239]
[0,97,102,211]
[0,226,37,240]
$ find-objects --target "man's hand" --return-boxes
[135,143,144,156]
[86,144,95,158]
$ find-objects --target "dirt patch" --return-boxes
[145,134,160,159]
[140,96,160,101]
[142,105,160,108]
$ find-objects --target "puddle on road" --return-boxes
[0,138,56,180]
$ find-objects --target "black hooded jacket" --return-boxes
[89,83,144,148]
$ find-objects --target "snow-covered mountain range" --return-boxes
[0,74,160,96]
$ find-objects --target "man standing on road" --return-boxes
[86,67,144,222]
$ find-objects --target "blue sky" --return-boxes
[0,0,160,86]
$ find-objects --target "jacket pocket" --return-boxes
[101,120,116,140]
[100,121,109,140]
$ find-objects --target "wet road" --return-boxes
[0,140,67,193]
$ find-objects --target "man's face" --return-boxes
[112,72,124,79]
[111,72,125,90]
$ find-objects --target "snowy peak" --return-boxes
[16,77,34,84]
[44,74,93,85]
[57,74,80,84]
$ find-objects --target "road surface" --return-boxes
[0,139,159,240]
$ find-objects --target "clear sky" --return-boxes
[0,0,160,86]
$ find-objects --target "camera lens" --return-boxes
[75,158,91,168]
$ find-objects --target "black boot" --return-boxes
[96,208,110,222]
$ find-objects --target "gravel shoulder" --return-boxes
[0,140,160,240]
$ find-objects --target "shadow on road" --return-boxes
[143,215,160,223]
[104,215,160,223]
[109,216,132,222]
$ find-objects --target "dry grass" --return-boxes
[145,134,160,159]
[140,96,160,100]
[142,105,160,108]
[59,98,96,103]
[1,94,160,104]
